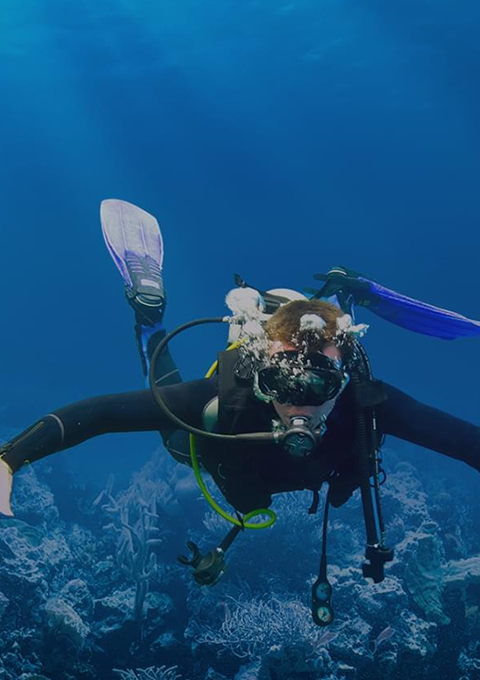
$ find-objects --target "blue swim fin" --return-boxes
[100,198,165,309]
[310,267,480,340]
[101,198,173,379]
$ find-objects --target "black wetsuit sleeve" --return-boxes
[0,378,218,472]
[377,383,480,472]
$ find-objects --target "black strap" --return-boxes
[308,489,320,514]
[319,485,332,581]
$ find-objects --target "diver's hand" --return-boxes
[0,458,14,516]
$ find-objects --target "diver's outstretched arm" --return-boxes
[0,393,162,516]
[378,383,480,471]
[0,380,217,516]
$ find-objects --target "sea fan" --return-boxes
[112,665,183,680]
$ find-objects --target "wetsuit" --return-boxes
[2,372,480,514]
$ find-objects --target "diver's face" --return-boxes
[268,340,343,428]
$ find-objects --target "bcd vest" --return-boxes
[197,348,387,513]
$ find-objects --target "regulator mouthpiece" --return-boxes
[281,416,318,458]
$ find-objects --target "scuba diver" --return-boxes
[2,198,480,626]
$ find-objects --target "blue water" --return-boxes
[0,2,480,678]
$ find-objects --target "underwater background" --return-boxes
[1,1,480,679]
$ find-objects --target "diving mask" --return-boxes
[255,350,348,406]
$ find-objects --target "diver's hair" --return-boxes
[264,299,345,352]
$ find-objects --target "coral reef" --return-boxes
[100,480,164,620]
[113,665,183,679]
[1,445,480,680]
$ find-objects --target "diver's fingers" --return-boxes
[0,459,14,517]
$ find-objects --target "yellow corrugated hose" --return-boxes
[189,341,276,530]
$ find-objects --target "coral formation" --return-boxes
[0,445,479,680]
[113,665,183,679]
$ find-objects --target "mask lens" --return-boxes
[256,351,347,405]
